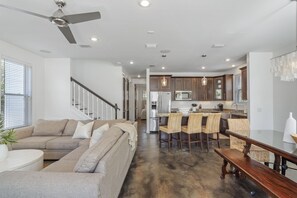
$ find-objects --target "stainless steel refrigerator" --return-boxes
[149,92,171,132]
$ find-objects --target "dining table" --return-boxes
[226,130,297,175]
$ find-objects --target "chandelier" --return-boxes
[271,0,297,81]
[271,51,297,81]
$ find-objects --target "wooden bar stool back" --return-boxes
[202,113,221,151]
[159,113,183,150]
[181,113,203,152]
[227,119,269,164]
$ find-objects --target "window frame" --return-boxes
[1,57,32,129]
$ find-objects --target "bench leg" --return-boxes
[221,159,228,179]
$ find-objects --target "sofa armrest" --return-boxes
[14,126,34,140]
[0,171,103,198]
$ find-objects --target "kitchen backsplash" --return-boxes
[171,101,247,110]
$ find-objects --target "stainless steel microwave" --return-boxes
[175,91,192,100]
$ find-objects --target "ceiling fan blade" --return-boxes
[0,4,49,19]
[58,26,76,44]
[64,12,101,24]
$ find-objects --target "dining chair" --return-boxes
[227,119,269,165]
[181,113,203,153]
[202,113,222,151]
[159,113,183,151]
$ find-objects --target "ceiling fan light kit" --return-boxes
[0,0,101,44]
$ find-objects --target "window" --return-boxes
[234,74,243,103]
[1,58,31,129]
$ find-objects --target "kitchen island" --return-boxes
[158,109,247,133]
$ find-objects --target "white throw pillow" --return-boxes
[72,121,94,139]
[89,123,109,147]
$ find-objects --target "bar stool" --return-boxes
[159,113,183,151]
[202,113,221,152]
[181,113,203,153]
[227,119,269,165]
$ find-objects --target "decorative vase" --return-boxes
[0,144,8,161]
[283,112,297,143]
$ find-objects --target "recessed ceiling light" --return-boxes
[139,0,150,7]
[130,61,134,65]
[225,58,231,62]
[137,75,141,78]
[232,64,236,67]
[162,66,165,70]
[202,66,206,70]
[91,37,98,42]
[147,30,155,34]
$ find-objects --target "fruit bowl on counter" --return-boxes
[291,134,297,143]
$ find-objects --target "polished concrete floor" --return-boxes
[119,120,268,198]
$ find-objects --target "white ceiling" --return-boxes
[0,0,296,77]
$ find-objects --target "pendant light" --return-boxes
[161,76,167,87]
[201,76,207,86]
[201,54,207,86]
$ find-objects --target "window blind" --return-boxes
[1,59,31,129]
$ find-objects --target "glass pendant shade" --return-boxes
[201,76,207,86]
[161,76,167,87]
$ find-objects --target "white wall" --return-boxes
[248,52,273,130]
[44,58,76,119]
[0,40,45,124]
[71,59,123,118]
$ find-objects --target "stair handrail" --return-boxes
[70,77,120,118]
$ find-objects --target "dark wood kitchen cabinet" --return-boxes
[150,76,171,91]
[195,77,213,101]
[224,74,233,101]
[173,78,193,91]
[213,76,224,100]
[213,75,233,101]
[240,67,247,100]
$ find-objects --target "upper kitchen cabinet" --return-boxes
[224,74,233,101]
[150,76,171,91]
[213,76,224,100]
[196,77,213,101]
[174,78,193,91]
[213,75,233,100]
[240,67,247,100]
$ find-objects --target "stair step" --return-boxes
[80,108,87,110]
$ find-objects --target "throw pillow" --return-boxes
[72,121,94,139]
[89,123,109,148]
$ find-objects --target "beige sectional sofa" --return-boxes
[11,119,126,159]
[0,119,137,198]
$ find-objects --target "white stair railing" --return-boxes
[71,77,119,120]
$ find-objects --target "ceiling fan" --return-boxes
[0,0,101,44]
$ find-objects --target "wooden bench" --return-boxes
[215,148,297,198]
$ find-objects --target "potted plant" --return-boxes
[0,118,16,161]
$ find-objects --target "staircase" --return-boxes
[71,77,119,120]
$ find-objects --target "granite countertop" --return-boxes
[158,109,247,118]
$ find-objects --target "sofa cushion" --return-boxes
[61,145,89,161]
[32,119,68,136]
[42,160,78,172]
[72,121,94,139]
[92,119,126,131]
[46,136,83,150]
[89,123,109,148]
[63,119,91,136]
[73,126,123,173]
[12,136,58,149]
